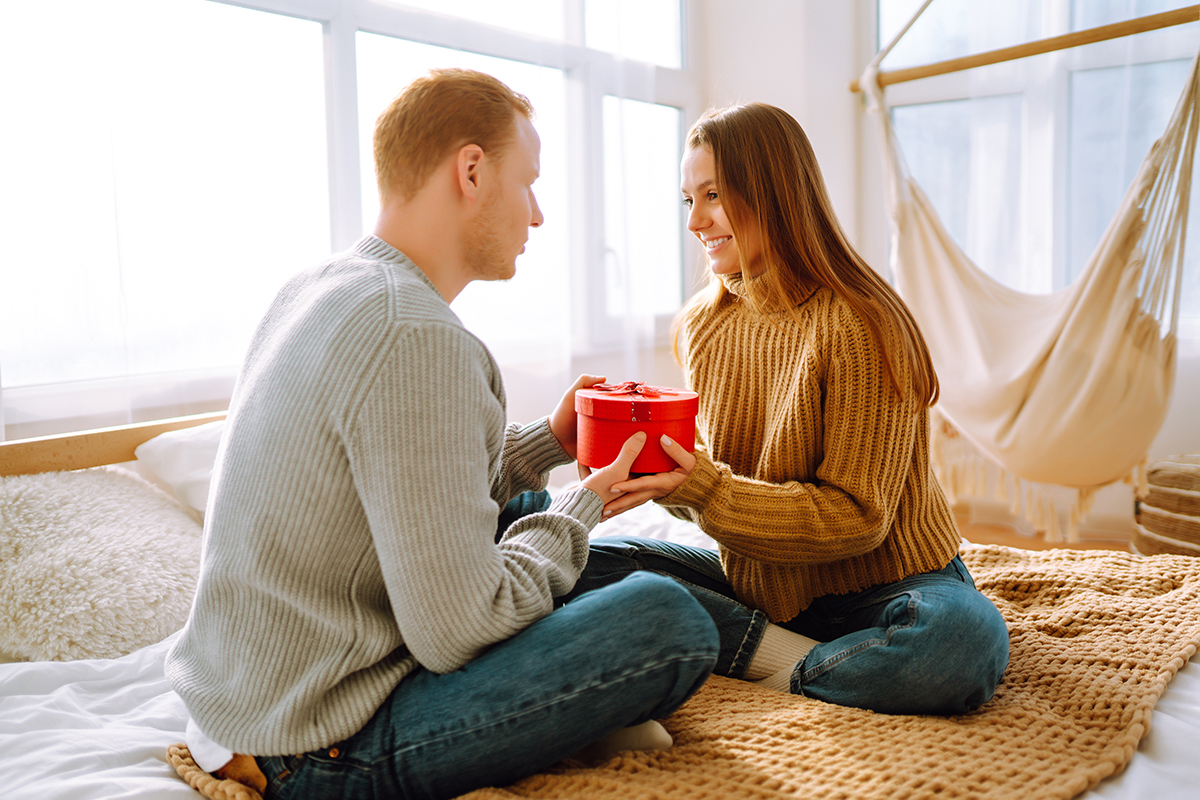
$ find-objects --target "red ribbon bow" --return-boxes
[591,381,678,398]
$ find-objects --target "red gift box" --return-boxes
[575,381,699,473]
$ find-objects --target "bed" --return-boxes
[1,415,1198,800]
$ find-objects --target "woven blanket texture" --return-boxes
[459,543,1200,800]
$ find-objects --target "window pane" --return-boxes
[0,0,329,390]
[1068,58,1198,320]
[602,97,683,317]
[1072,0,1195,30]
[892,96,1028,289]
[586,0,682,68]
[355,33,570,360]
[385,0,565,41]
[878,0,1043,69]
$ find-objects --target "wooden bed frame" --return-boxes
[0,411,226,477]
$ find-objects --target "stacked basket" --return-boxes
[1133,454,1200,556]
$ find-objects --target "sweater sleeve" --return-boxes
[659,305,924,566]
[346,321,601,675]
[491,416,573,507]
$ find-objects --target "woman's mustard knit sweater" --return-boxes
[659,280,961,623]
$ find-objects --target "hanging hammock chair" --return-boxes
[858,5,1199,540]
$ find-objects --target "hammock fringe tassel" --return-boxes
[931,410,1145,544]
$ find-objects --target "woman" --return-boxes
[569,103,1009,715]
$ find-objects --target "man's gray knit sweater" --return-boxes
[165,236,603,756]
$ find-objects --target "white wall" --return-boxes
[691,0,870,248]
[688,0,1200,536]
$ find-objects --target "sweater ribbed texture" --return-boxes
[166,236,602,756]
[660,283,960,622]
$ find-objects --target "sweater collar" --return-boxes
[353,235,442,298]
[718,270,759,298]
[719,270,819,311]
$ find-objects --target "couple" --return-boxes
[166,69,1010,800]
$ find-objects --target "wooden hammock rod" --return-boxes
[850,4,1199,93]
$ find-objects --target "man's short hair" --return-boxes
[374,68,534,203]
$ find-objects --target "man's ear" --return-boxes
[456,144,486,201]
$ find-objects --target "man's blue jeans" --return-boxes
[566,535,1010,716]
[254,570,719,800]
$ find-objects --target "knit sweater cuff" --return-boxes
[508,417,574,477]
[661,449,721,512]
[547,484,605,531]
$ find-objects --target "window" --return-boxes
[586,0,683,68]
[601,97,684,320]
[1067,57,1194,282]
[877,0,1200,316]
[0,0,695,438]
[354,34,572,363]
[1,0,329,437]
[388,0,684,67]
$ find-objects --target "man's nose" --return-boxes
[530,192,544,228]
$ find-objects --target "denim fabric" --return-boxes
[562,536,767,677]
[577,535,1009,716]
[255,570,718,800]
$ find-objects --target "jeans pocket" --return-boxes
[267,751,374,800]
[258,754,305,799]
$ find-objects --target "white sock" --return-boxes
[754,664,797,693]
[571,720,673,765]
[743,623,819,686]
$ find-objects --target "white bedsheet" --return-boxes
[3,501,1197,799]
[1,631,194,800]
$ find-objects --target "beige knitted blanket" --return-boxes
[461,544,1200,800]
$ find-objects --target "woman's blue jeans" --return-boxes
[254,569,719,800]
[566,535,1009,716]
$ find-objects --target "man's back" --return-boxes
[167,237,508,755]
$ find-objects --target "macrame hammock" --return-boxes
[857,3,1199,541]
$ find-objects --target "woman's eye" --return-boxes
[707,192,718,202]
[682,197,693,208]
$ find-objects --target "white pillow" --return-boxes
[0,466,202,661]
[135,420,225,513]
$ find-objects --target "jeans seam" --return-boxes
[730,609,767,678]
[372,652,717,766]
[647,551,761,677]
[800,591,921,683]
[590,540,757,677]
[302,751,373,773]
[636,574,761,678]
[627,546,726,584]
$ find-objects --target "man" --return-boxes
[166,69,718,799]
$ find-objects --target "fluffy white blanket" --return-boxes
[0,466,202,662]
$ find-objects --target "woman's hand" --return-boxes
[549,374,606,461]
[580,431,648,505]
[585,435,696,518]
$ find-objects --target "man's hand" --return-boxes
[579,431,648,505]
[549,374,606,460]
[597,435,696,518]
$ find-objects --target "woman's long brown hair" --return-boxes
[676,102,939,407]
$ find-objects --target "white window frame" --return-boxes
[219,0,701,353]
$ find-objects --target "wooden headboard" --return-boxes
[0,412,226,477]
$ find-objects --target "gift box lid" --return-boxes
[575,382,698,421]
